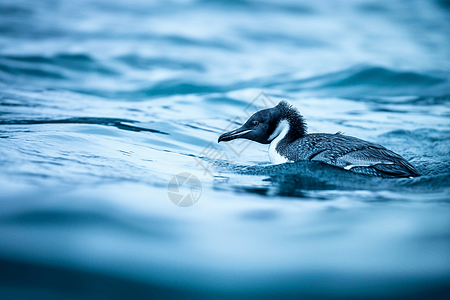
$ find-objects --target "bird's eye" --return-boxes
[251,120,259,127]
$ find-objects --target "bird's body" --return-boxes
[218,100,420,178]
[272,131,419,177]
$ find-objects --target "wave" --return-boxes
[0,54,117,80]
[208,156,450,198]
[269,66,450,97]
[117,55,206,72]
[379,128,450,143]
[0,117,168,135]
[2,54,449,101]
[125,82,224,98]
[322,67,445,88]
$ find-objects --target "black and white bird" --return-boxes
[218,100,420,178]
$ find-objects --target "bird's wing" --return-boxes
[336,147,419,177]
[304,135,419,177]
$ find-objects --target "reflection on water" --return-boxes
[1,0,450,299]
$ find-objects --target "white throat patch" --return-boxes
[268,120,291,164]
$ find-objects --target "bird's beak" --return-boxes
[218,125,252,143]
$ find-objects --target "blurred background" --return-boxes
[1,0,450,299]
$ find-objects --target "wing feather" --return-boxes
[284,134,420,178]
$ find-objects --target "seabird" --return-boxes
[218,100,420,178]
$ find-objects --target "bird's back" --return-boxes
[278,133,420,178]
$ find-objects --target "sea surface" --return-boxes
[1,0,450,299]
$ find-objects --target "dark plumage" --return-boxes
[218,100,420,178]
[280,133,419,177]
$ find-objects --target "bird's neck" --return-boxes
[269,120,290,143]
[269,118,304,144]
[268,120,292,164]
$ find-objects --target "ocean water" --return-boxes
[1,0,450,299]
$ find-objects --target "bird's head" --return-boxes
[218,100,307,145]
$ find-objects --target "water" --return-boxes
[1,0,450,299]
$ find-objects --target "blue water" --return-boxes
[1,0,450,299]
